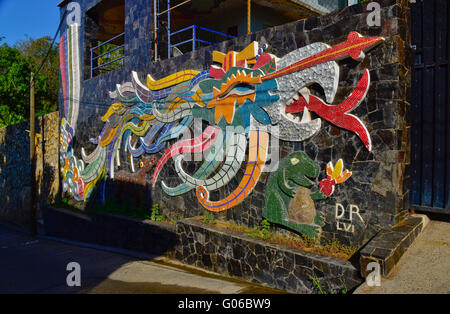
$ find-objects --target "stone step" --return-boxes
[359,214,430,278]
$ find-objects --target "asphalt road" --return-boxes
[4,218,447,294]
[0,226,282,294]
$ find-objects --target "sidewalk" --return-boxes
[0,226,282,294]
[354,219,450,294]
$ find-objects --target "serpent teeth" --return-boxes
[298,87,310,104]
[300,107,311,123]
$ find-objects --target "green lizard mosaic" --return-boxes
[263,152,352,239]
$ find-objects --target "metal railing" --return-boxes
[169,25,236,58]
[90,32,125,78]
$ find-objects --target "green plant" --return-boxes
[261,219,270,232]
[168,214,182,225]
[96,41,124,73]
[309,276,327,294]
[151,203,164,222]
[54,197,82,211]
[248,219,272,240]
[0,37,60,127]
[201,210,216,225]
[193,217,358,260]
[309,276,348,294]
[339,278,348,294]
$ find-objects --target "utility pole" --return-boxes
[30,72,37,236]
[154,0,158,61]
[247,0,251,35]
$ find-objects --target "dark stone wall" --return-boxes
[43,206,178,256]
[175,218,363,294]
[0,112,60,228]
[60,0,412,247]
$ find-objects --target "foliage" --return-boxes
[15,36,60,114]
[201,210,216,225]
[309,276,327,294]
[198,217,359,260]
[248,219,272,240]
[150,203,164,222]
[0,36,59,128]
[96,41,124,75]
[0,105,27,128]
[309,276,348,294]
[319,238,359,259]
[0,45,32,126]
[340,278,348,294]
[168,214,182,225]
[54,197,83,211]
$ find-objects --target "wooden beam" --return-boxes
[248,0,251,35]
[29,72,37,236]
[157,0,191,16]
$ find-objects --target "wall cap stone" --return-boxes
[359,214,429,277]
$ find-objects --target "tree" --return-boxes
[96,41,124,75]
[0,36,60,127]
[0,45,32,127]
[15,36,60,115]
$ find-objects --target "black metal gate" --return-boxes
[410,0,450,213]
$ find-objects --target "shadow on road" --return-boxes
[0,226,284,294]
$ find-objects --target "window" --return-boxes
[84,0,125,79]
[154,0,328,61]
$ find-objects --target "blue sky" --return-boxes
[0,0,61,46]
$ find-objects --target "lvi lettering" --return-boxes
[335,203,365,233]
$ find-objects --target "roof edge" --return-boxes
[289,0,330,15]
[57,0,70,7]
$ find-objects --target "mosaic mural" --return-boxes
[60,23,84,200]
[59,29,384,236]
[263,153,352,238]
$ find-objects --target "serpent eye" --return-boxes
[216,83,256,100]
[291,158,300,165]
[139,161,144,168]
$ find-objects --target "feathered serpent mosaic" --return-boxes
[60,25,383,234]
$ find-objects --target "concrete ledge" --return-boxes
[175,218,363,294]
[360,214,430,277]
[43,206,178,256]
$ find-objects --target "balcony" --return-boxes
[169,25,236,58]
[90,32,125,79]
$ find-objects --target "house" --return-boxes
[57,0,349,79]
[51,0,449,293]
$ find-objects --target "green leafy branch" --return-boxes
[150,203,164,222]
